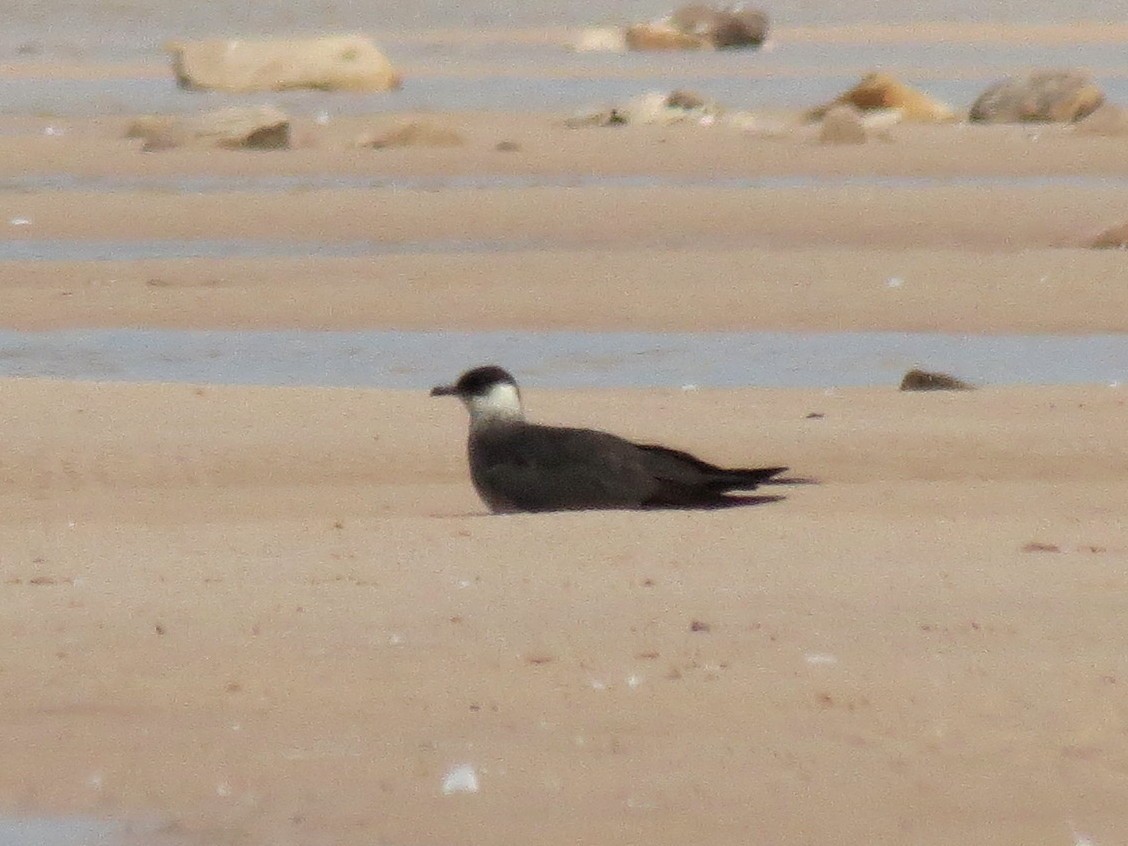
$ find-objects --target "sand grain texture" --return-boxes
[2,24,1128,844]
[2,380,1127,845]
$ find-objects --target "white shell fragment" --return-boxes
[441,763,480,795]
[805,652,839,666]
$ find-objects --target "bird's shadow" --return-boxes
[434,494,789,518]
[644,494,788,511]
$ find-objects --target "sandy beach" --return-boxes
[3,379,1127,845]
[1,9,1128,845]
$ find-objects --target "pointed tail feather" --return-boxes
[634,444,817,492]
[760,474,820,486]
[707,466,790,491]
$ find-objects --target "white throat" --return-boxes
[464,382,524,426]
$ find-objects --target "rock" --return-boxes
[625,5,768,51]
[620,90,720,125]
[625,22,709,50]
[809,72,956,123]
[668,4,768,48]
[168,35,401,94]
[1084,221,1128,249]
[968,70,1103,123]
[358,120,465,148]
[563,107,628,128]
[818,105,867,144]
[565,90,719,127]
[666,89,708,110]
[900,369,975,391]
[126,105,291,151]
[573,26,628,52]
[859,108,906,134]
[1074,102,1128,136]
[621,93,676,125]
[719,110,793,136]
[567,100,787,134]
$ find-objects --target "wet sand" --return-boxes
[2,18,1128,846]
[6,113,1128,338]
[3,115,1128,333]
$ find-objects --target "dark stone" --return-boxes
[900,369,976,392]
[969,69,1104,123]
[668,4,769,49]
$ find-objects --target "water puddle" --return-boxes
[4,173,1127,197]
[0,329,1123,388]
[9,27,1128,69]
[0,816,120,846]
[5,48,1128,118]
[0,237,552,262]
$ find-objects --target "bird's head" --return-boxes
[431,365,524,424]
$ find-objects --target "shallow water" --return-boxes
[3,1,1128,53]
[0,816,119,846]
[0,238,556,262]
[5,72,1128,120]
[4,174,1127,197]
[4,37,1128,117]
[0,328,1123,388]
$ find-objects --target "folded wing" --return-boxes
[469,423,789,512]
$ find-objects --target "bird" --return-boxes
[430,365,801,513]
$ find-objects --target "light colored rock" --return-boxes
[126,105,291,151]
[565,94,789,135]
[818,104,868,144]
[565,90,720,128]
[969,69,1103,123]
[573,27,628,52]
[809,72,955,123]
[1073,102,1128,136]
[358,120,465,149]
[858,108,905,132]
[622,91,721,125]
[168,35,401,94]
[718,110,793,136]
[624,22,709,50]
[622,92,683,124]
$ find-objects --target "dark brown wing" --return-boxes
[635,443,788,491]
[468,423,790,513]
